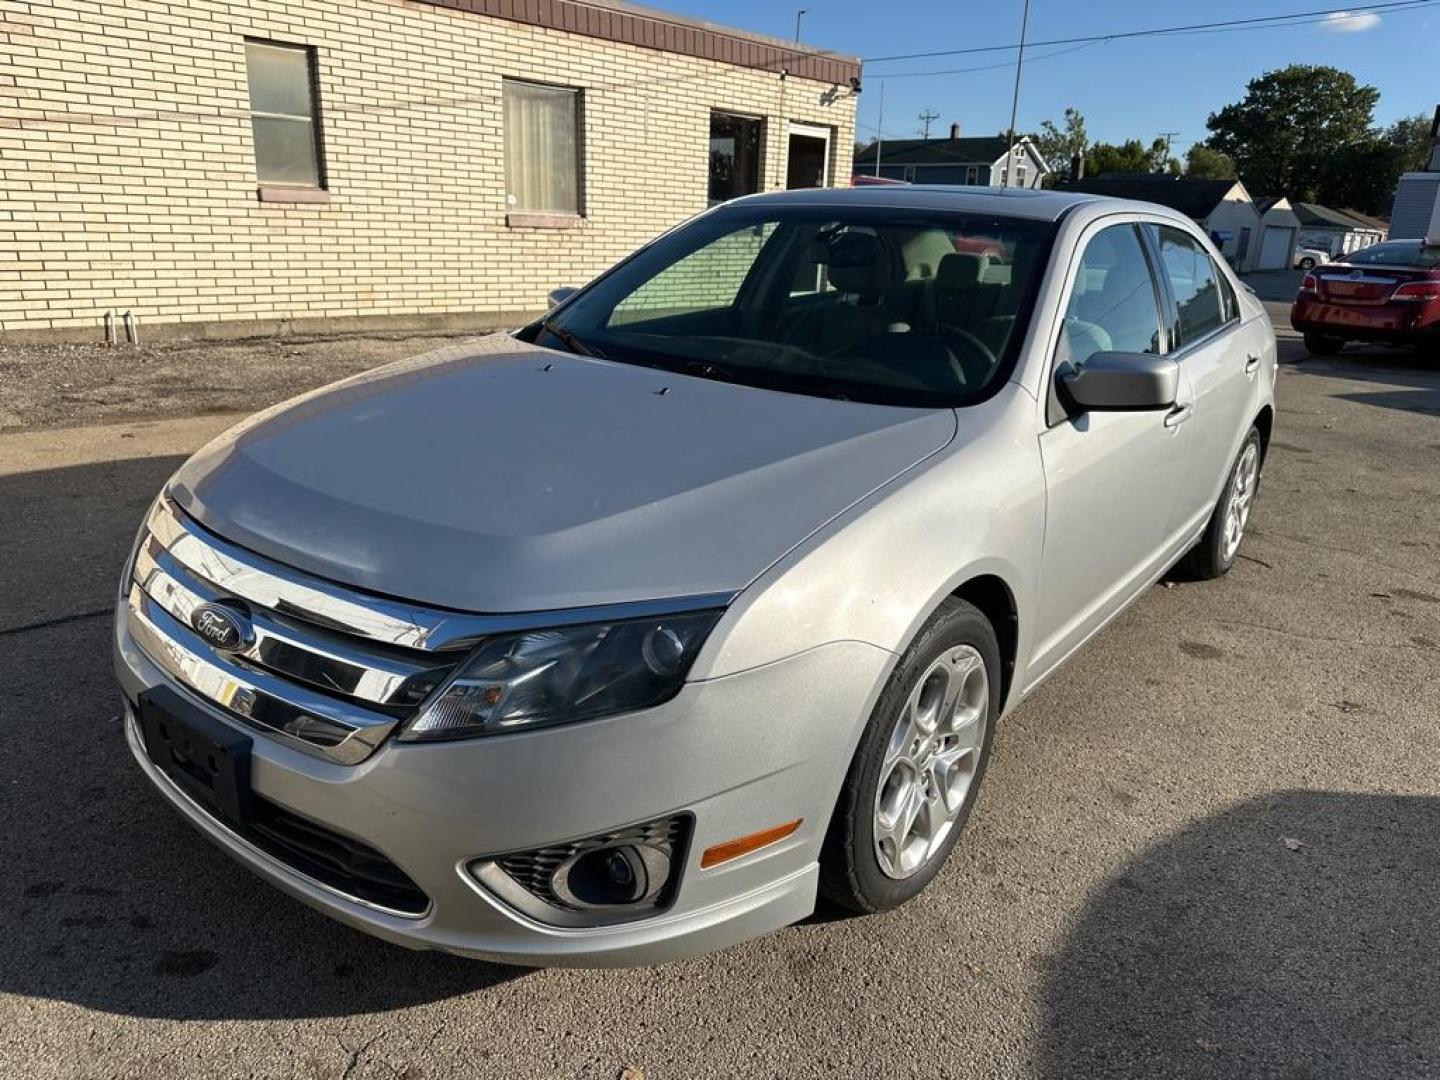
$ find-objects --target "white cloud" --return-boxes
[1319,10,1383,32]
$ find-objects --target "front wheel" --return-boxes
[1181,426,1262,581]
[1298,257,1317,271]
[820,598,998,913]
[1304,332,1344,356]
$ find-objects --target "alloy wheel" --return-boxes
[872,645,989,880]
[1222,441,1260,562]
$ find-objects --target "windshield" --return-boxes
[536,204,1057,407]
[1342,241,1440,269]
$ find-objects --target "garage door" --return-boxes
[1258,226,1295,270]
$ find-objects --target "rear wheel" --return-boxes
[1303,332,1344,356]
[1181,426,1262,581]
[820,598,998,913]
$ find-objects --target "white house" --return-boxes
[853,130,1050,188]
[1251,196,1304,270]
[1391,106,1440,242]
[1293,203,1389,257]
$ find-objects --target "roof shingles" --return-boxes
[854,136,1015,167]
[1054,176,1241,218]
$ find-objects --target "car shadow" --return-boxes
[1040,791,1440,1079]
[1,457,524,1020]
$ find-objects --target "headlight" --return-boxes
[398,611,722,741]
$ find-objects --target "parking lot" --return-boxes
[2,314,1439,1079]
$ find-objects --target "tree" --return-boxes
[1033,107,1088,178]
[1205,64,1379,200]
[1085,138,1179,177]
[1318,138,1401,215]
[1312,115,1433,216]
[1384,112,1434,173]
[1185,144,1237,180]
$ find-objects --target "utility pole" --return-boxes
[918,108,940,140]
[794,8,808,42]
[1158,131,1179,173]
[874,82,885,177]
[1003,0,1031,189]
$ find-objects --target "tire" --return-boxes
[1181,426,1263,581]
[1303,332,1344,356]
[1298,257,1316,271]
[819,597,999,914]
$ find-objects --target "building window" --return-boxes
[244,40,325,187]
[709,112,762,205]
[504,79,581,214]
[966,165,979,185]
[903,166,917,183]
[1016,165,1027,187]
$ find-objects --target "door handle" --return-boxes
[1163,402,1194,428]
[1244,354,1261,375]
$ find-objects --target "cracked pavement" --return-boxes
[1,318,1438,1079]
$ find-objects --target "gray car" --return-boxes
[115,187,1276,966]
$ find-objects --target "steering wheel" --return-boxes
[933,324,999,385]
[805,326,995,394]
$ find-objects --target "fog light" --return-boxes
[470,814,691,928]
[551,843,670,909]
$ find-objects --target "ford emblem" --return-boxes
[190,602,253,652]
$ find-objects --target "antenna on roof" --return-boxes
[1002,0,1031,189]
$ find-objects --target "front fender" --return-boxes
[692,387,1047,703]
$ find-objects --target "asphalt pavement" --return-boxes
[2,322,1439,1079]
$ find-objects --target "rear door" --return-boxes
[1144,223,1259,535]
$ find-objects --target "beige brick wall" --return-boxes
[0,0,857,337]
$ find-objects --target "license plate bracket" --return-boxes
[139,686,253,825]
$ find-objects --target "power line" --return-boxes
[862,0,1437,63]
[875,40,1101,80]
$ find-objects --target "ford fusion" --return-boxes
[116,187,1276,965]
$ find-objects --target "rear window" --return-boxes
[1343,242,1440,269]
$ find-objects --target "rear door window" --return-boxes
[1148,225,1234,347]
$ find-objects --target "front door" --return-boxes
[1027,221,1193,685]
[786,123,830,189]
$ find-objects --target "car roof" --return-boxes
[723,185,1110,222]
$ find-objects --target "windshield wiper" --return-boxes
[540,318,604,359]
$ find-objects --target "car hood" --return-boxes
[169,335,957,613]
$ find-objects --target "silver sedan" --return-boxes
[115,186,1276,965]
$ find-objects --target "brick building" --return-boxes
[1,0,860,341]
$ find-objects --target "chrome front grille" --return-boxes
[125,496,735,765]
[126,497,472,764]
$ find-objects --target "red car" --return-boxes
[1291,239,1440,355]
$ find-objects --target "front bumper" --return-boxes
[116,609,892,966]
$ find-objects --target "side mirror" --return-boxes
[1059,352,1179,413]
[547,287,578,309]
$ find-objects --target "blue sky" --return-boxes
[660,0,1433,155]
